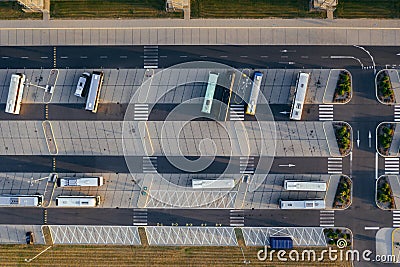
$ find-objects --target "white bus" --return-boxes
[0,195,43,207]
[201,72,219,114]
[284,180,327,192]
[280,199,325,209]
[85,71,104,113]
[56,196,101,207]
[290,72,310,121]
[192,179,235,189]
[57,176,104,187]
[5,73,26,115]
[245,71,263,115]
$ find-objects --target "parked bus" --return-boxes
[245,71,263,115]
[57,176,104,187]
[279,199,325,209]
[5,73,26,115]
[85,71,104,113]
[192,179,235,189]
[284,180,327,191]
[290,72,310,121]
[0,194,43,207]
[201,72,219,114]
[56,196,101,207]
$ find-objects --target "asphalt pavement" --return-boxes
[0,45,398,266]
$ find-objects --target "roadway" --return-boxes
[0,45,400,69]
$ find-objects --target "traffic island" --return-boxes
[333,70,352,103]
[333,122,352,156]
[376,70,395,104]
[377,123,395,156]
[376,175,396,210]
[324,228,352,247]
[332,175,352,209]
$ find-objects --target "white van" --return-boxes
[57,176,104,187]
[74,72,91,97]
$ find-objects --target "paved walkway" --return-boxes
[0,19,400,45]
[376,228,394,260]
[388,175,400,209]
[389,123,400,157]
[325,174,340,209]
[323,69,341,104]
[388,70,400,104]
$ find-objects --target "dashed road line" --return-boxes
[319,104,334,121]
[328,157,342,174]
[320,210,334,227]
[230,210,245,227]
[385,157,399,175]
[53,47,56,68]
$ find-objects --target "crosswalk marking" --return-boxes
[133,209,148,226]
[143,156,157,173]
[230,210,245,227]
[319,104,334,121]
[240,156,254,174]
[229,104,245,121]
[328,157,342,174]
[320,210,335,227]
[134,104,149,121]
[393,211,400,227]
[395,105,400,122]
[385,158,399,175]
[143,45,158,69]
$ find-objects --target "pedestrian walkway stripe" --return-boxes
[393,211,400,227]
[230,210,245,227]
[133,209,148,226]
[144,45,158,69]
[134,104,149,121]
[394,105,400,122]
[143,156,157,173]
[229,104,245,121]
[240,156,254,174]
[385,158,399,175]
[328,157,342,174]
[319,105,334,121]
[320,210,334,227]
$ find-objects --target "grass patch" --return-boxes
[0,244,352,266]
[335,0,400,18]
[50,0,183,19]
[0,1,42,20]
[191,0,325,19]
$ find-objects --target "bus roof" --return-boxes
[192,179,235,189]
[284,180,327,191]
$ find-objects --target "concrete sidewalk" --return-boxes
[0,18,399,45]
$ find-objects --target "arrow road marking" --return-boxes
[279,111,290,115]
[368,130,372,148]
[278,164,295,167]
[357,130,360,148]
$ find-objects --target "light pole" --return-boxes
[240,247,250,265]
[24,245,52,263]
[30,176,49,186]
